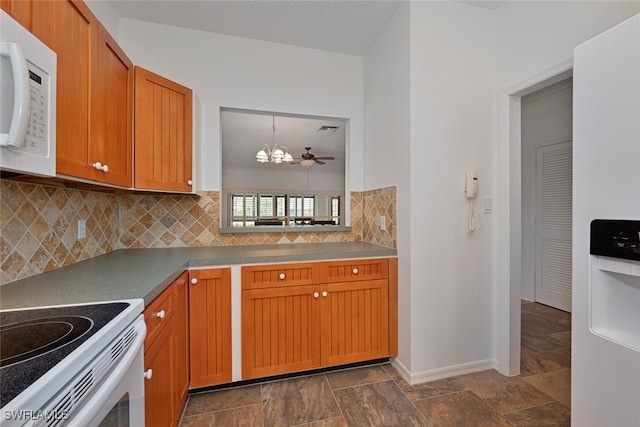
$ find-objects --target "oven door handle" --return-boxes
[68,318,147,427]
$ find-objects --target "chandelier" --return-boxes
[256,116,294,164]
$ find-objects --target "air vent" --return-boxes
[317,125,339,132]
[39,325,139,426]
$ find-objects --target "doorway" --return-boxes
[521,79,573,312]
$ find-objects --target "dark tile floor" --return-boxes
[179,301,571,426]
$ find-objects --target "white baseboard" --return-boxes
[390,358,497,385]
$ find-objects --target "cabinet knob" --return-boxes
[191,278,198,285]
[187,179,193,186]
[279,273,286,280]
[352,268,359,275]
[322,291,328,298]
[313,292,319,299]
[92,162,109,172]
[156,310,165,319]
[144,369,153,380]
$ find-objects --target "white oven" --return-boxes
[0,300,146,427]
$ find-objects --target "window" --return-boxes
[228,192,342,227]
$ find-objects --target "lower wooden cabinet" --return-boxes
[242,285,321,379]
[321,279,389,367]
[189,268,232,388]
[143,272,189,427]
[242,258,397,380]
[143,320,174,427]
[173,272,190,413]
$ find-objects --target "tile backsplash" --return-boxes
[118,191,363,248]
[362,186,396,248]
[1,179,396,284]
[0,180,119,284]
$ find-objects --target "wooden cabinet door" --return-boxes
[173,271,190,410]
[189,268,232,388]
[242,285,321,379]
[52,0,98,181]
[134,66,193,192]
[90,23,132,186]
[320,279,389,367]
[1,0,31,29]
[144,321,175,427]
[29,0,55,49]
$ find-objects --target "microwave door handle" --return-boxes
[0,42,30,148]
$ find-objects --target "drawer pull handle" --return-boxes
[187,179,193,186]
[144,369,153,380]
[313,292,319,299]
[191,278,198,285]
[279,273,286,280]
[353,268,359,275]
[322,291,328,298]
[92,161,109,172]
[156,310,165,319]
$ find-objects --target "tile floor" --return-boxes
[179,301,571,426]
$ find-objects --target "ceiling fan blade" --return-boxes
[315,160,326,165]
[314,157,335,160]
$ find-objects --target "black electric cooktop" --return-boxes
[0,302,129,407]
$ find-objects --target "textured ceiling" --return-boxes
[109,0,404,55]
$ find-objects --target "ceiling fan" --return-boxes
[296,147,335,167]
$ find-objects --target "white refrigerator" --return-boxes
[572,14,640,427]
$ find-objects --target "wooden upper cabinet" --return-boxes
[90,23,133,187]
[50,0,98,181]
[134,66,193,192]
[1,0,31,29]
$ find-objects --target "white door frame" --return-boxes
[495,58,573,376]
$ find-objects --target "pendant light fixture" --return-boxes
[256,116,294,164]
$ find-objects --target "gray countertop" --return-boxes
[0,242,397,310]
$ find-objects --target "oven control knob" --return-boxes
[191,278,198,285]
[144,369,153,380]
[156,310,165,319]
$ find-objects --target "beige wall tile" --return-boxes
[1,179,396,283]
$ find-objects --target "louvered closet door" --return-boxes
[535,141,573,312]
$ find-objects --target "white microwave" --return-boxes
[0,10,56,177]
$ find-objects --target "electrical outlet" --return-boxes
[379,215,386,231]
[78,219,86,239]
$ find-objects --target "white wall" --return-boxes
[496,1,640,89]
[363,2,411,369]
[223,166,344,193]
[118,19,364,192]
[85,0,119,40]
[407,1,496,376]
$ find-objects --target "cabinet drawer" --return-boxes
[144,283,176,348]
[320,258,389,283]
[242,263,318,290]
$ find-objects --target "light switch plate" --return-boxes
[483,198,492,214]
[379,215,386,231]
